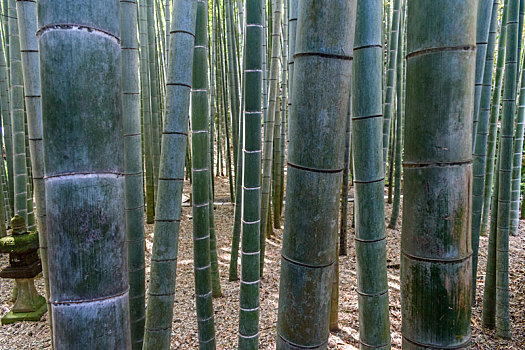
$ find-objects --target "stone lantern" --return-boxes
[0,215,46,324]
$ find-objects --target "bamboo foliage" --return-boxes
[276,1,356,348]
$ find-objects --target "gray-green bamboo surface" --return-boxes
[38,0,131,346]
[147,0,161,203]
[482,0,508,236]
[16,0,51,336]
[401,0,476,348]
[143,1,197,348]
[382,0,401,174]
[494,0,518,339]
[191,1,216,348]
[472,0,496,147]
[238,0,263,347]
[389,0,405,230]
[510,29,525,237]
[139,0,155,224]
[483,154,500,329]
[120,0,146,347]
[352,0,391,348]
[8,0,26,221]
[510,0,525,236]
[0,29,13,221]
[260,0,282,274]
[472,0,500,302]
[276,1,356,348]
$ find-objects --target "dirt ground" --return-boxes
[0,176,524,349]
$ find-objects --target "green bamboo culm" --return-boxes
[225,0,240,169]
[483,153,500,329]
[276,1,356,348]
[260,0,282,275]
[510,25,525,236]
[191,1,216,348]
[272,59,286,229]
[274,0,288,226]
[120,0,146,347]
[1,8,12,221]
[382,0,401,174]
[38,0,131,346]
[237,0,263,347]
[388,0,405,230]
[139,0,155,224]
[0,31,13,222]
[472,0,497,147]
[352,0,391,347]
[401,0,476,348]
[471,0,500,303]
[228,0,244,283]
[494,0,519,339]
[481,0,508,236]
[16,0,52,337]
[0,19,7,235]
[339,99,351,257]
[143,1,197,348]
[147,0,161,201]
[509,0,525,236]
[8,0,26,221]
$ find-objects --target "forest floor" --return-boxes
[0,176,524,349]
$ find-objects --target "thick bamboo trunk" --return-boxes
[38,1,131,346]
[401,1,476,348]
[276,1,356,348]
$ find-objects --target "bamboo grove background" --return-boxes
[0,0,522,348]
